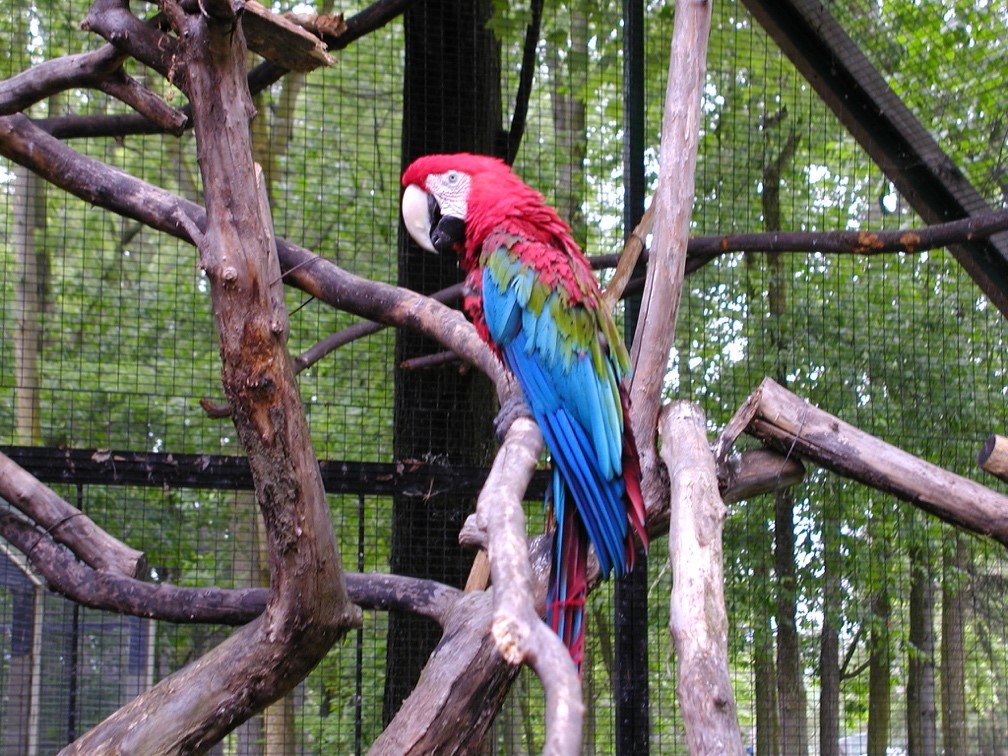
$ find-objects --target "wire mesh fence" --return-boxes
[1,0,1007,753]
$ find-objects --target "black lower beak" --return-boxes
[430,215,466,254]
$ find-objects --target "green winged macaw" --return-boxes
[401,153,648,668]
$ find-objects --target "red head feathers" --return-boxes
[401,153,577,268]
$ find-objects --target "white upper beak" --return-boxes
[401,184,436,253]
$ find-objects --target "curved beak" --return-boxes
[402,184,437,253]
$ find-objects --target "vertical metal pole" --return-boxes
[615,0,650,753]
[354,494,365,755]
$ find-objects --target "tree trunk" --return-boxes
[12,164,45,446]
[60,6,357,750]
[819,490,841,756]
[385,0,501,723]
[753,529,780,756]
[940,531,968,756]
[907,538,938,755]
[775,487,809,755]
[762,125,808,756]
[867,570,892,756]
[5,162,45,755]
[547,6,588,247]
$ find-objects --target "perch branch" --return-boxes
[684,206,1008,270]
[96,66,188,134]
[80,0,185,89]
[603,200,654,310]
[0,44,125,114]
[628,0,712,513]
[61,8,356,751]
[584,206,1008,277]
[291,282,464,372]
[660,400,745,754]
[0,41,186,134]
[369,590,520,753]
[0,449,145,577]
[0,507,458,624]
[735,377,1008,545]
[719,448,806,504]
[478,416,584,755]
[0,113,507,395]
[34,0,417,140]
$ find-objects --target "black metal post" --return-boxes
[615,0,650,753]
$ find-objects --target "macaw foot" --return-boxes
[493,392,533,443]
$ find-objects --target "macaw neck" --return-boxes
[463,211,579,271]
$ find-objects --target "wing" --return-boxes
[480,233,631,577]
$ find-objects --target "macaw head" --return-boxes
[401,153,566,264]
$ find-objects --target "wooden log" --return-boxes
[735,378,1008,546]
[720,448,805,504]
[241,1,335,72]
[978,434,1008,484]
[660,401,745,755]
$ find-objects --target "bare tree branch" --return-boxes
[0,493,459,626]
[660,400,745,754]
[0,113,507,393]
[628,0,712,512]
[32,0,418,140]
[477,416,584,755]
[0,449,145,577]
[733,377,1008,545]
[59,4,356,750]
[80,0,185,89]
[0,44,125,114]
[684,206,1008,270]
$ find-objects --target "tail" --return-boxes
[621,386,649,567]
[547,471,588,670]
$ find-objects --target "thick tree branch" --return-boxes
[0,44,125,114]
[61,7,356,751]
[80,0,185,89]
[0,41,186,133]
[0,506,458,624]
[0,449,145,577]
[660,401,745,754]
[628,0,712,512]
[0,113,507,393]
[731,377,1008,545]
[369,590,519,754]
[321,0,419,51]
[978,433,1008,484]
[31,0,416,140]
[477,416,584,755]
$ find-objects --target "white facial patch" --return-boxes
[427,169,470,220]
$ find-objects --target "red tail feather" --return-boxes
[548,503,588,672]
[620,387,649,569]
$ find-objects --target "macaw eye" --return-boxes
[446,171,459,184]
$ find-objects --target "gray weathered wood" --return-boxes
[660,401,745,755]
[741,377,1008,545]
[629,0,713,513]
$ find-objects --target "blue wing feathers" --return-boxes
[482,251,633,577]
[482,242,639,669]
